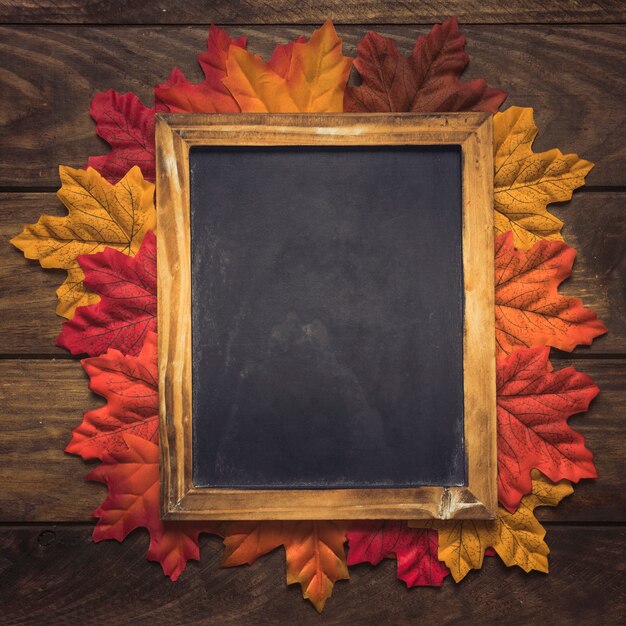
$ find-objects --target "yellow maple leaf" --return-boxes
[410,471,573,582]
[222,20,352,113]
[494,107,593,249]
[11,165,155,318]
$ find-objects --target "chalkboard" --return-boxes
[189,144,465,489]
[156,113,496,520]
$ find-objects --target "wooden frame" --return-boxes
[156,113,496,521]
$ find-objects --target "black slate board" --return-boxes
[190,145,465,489]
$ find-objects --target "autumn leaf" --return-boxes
[155,24,247,113]
[146,524,212,581]
[88,433,215,581]
[411,472,573,582]
[10,166,155,319]
[222,20,352,113]
[497,347,598,512]
[220,520,349,612]
[66,331,158,460]
[286,521,350,612]
[494,107,594,249]
[220,521,286,566]
[346,520,448,587]
[267,36,307,77]
[57,230,156,357]
[344,18,506,114]
[87,89,156,183]
[495,232,607,356]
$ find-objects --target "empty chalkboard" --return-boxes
[190,144,464,489]
[156,113,497,520]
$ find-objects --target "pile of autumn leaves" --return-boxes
[11,18,607,612]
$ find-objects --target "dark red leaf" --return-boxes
[87,89,155,182]
[345,18,506,113]
[57,230,156,357]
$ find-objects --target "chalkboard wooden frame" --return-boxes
[156,113,496,521]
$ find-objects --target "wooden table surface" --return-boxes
[0,2,624,623]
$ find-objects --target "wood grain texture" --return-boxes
[0,7,624,620]
[0,525,623,625]
[0,358,623,523]
[0,194,65,354]
[0,25,624,187]
[157,113,496,521]
[0,1,624,24]
[552,192,626,357]
[0,359,105,522]
[3,191,623,356]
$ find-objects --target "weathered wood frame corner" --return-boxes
[156,113,496,521]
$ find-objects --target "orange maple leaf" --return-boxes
[88,433,216,581]
[495,232,606,356]
[497,347,599,512]
[220,520,349,612]
[66,331,159,460]
[223,20,352,112]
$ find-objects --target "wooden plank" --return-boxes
[0,194,65,355]
[0,1,624,25]
[0,25,624,187]
[552,192,626,357]
[0,359,105,521]
[3,191,623,356]
[0,358,623,522]
[0,525,623,624]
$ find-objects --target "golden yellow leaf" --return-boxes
[410,471,573,582]
[494,107,593,249]
[223,20,352,113]
[11,165,155,318]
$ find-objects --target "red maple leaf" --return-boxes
[57,230,156,357]
[87,89,156,182]
[495,232,607,356]
[497,347,599,512]
[266,36,307,77]
[65,331,158,460]
[346,520,448,587]
[344,17,506,113]
[88,433,216,581]
[155,24,246,113]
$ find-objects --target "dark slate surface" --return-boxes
[190,145,465,489]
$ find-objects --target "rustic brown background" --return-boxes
[0,1,624,624]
